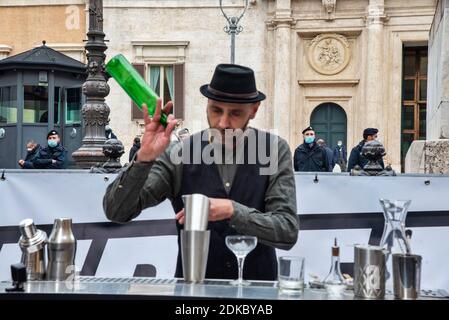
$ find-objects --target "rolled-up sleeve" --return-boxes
[103,143,180,223]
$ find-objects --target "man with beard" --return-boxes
[103,64,299,281]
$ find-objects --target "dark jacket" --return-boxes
[33,144,67,169]
[105,129,117,140]
[333,145,347,165]
[22,145,41,169]
[324,146,335,171]
[294,142,329,172]
[129,142,141,162]
[347,140,384,172]
[171,130,278,280]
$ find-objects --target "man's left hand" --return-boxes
[175,198,234,225]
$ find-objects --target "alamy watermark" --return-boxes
[169,128,280,176]
[65,5,80,30]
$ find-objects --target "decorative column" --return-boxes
[364,0,388,132]
[72,0,110,168]
[270,0,294,141]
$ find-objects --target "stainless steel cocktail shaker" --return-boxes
[46,218,77,281]
[18,219,47,280]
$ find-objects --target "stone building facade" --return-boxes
[1,0,439,170]
[100,0,437,169]
[0,0,86,61]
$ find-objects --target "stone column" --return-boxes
[364,0,388,132]
[271,0,294,142]
[405,0,449,173]
[427,0,449,140]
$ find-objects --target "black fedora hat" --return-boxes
[200,64,266,104]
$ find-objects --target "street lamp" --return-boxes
[219,0,249,64]
[72,0,110,168]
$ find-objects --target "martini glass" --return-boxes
[225,235,257,286]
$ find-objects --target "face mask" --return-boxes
[48,140,58,148]
[304,136,315,144]
[27,148,33,152]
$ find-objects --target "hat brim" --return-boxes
[200,84,266,104]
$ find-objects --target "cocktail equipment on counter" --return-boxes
[379,199,414,288]
[225,235,258,286]
[182,194,210,231]
[180,194,211,283]
[277,256,305,293]
[18,218,47,280]
[323,238,346,296]
[392,253,422,299]
[5,263,27,292]
[46,218,77,281]
[353,245,387,299]
[180,230,210,283]
[379,199,412,256]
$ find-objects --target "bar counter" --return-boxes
[1,277,448,300]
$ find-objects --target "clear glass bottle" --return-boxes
[323,238,345,286]
[323,238,347,297]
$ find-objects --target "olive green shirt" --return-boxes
[103,128,299,250]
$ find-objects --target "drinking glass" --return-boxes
[225,235,257,286]
[278,256,305,294]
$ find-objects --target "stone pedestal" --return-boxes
[405,140,449,173]
[407,0,449,173]
[427,0,449,140]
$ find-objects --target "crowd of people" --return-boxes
[19,123,191,169]
[19,122,380,173]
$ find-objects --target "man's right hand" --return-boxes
[136,98,178,162]
[18,159,25,167]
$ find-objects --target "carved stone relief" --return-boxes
[307,33,351,75]
[322,0,337,21]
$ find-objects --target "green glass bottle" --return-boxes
[106,54,168,127]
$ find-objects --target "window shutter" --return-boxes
[174,64,185,119]
[131,63,145,120]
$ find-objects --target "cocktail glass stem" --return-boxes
[237,256,245,286]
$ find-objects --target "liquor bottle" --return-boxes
[105,54,168,127]
[323,238,346,295]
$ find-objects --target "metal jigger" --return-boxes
[181,194,210,283]
[392,253,422,299]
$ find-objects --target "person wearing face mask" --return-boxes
[293,127,329,172]
[347,127,384,172]
[32,130,67,169]
[333,140,347,172]
[18,139,41,169]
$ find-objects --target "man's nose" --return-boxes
[218,113,230,129]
